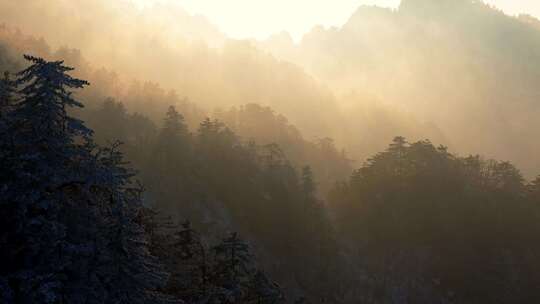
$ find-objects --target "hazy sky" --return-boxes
[134,0,540,41]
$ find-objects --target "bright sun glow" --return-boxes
[131,0,540,41]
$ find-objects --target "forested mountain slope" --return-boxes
[2,53,540,304]
[262,0,540,177]
[2,1,540,303]
[0,0,446,166]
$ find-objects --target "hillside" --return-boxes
[2,1,540,303]
[262,0,540,177]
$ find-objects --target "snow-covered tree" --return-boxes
[15,55,91,144]
[0,55,178,304]
[210,232,254,302]
[249,271,285,304]
[0,55,93,303]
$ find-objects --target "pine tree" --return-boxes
[14,55,92,144]
[175,221,201,260]
[211,232,254,302]
[93,142,172,304]
[0,71,15,181]
[249,270,285,304]
[0,56,178,303]
[156,105,190,159]
[168,220,209,300]
[301,166,316,199]
[0,55,92,303]
[162,106,188,138]
[388,136,408,178]
[0,71,15,117]
[197,117,236,153]
[151,106,191,215]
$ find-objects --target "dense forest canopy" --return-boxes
[1,0,540,303]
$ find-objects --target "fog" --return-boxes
[1,0,539,177]
[3,1,540,303]
[263,1,540,177]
